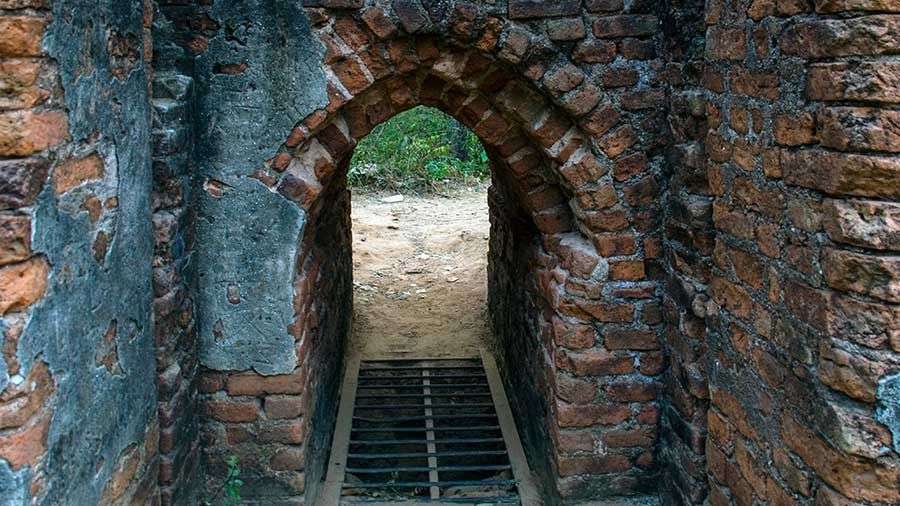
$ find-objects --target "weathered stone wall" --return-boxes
[0,0,158,504]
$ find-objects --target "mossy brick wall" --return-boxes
[0,1,898,505]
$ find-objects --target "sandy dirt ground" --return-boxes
[349,188,491,359]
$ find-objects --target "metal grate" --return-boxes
[320,351,539,505]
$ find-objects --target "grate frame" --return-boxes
[318,351,539,505]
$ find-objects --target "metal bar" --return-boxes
[345,464,512,474]
[347,450,508,459]
[352,403,495,410]
[353,414,497,422]
[360,357,479,363]
[350,425,501,433]
[355,393,492,399]
[350,438,505,445]
[357,383,489,390]
[341,480,517,489]
[481,348,541,506]
[339,496,520,504]
[423,369,440,500]
[358,366,483,372]
[317,353,360,506]
[357,373,487,380]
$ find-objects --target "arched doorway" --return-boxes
[194,28,662,502]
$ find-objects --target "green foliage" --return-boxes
[348,106,489,191]
[223,456,243,505]
[202,456,243,506]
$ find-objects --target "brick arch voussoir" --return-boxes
[303,5,639,224]
[264,15,650,299]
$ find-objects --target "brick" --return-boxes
[278,169,323,208]
[710,277,753,319]
[572,39,616,63]
[828,291,900,350]
[0,214,30,266]
[53,154,104,194]
[621,38,655,60]
[815,0,900,12]
[807,62,900,103]
[593,15,658,38]
[561,84,602,117]
[0,111,69,157]
[774,113,815,146]
[558,455,630,476]
[781,414,900,502]
[202,400,259,423]
[730,69,779,100]
[264,396,304,419]
[0,59,47,110]
[581,208,631,233]
[579,102,620,137]
[543,64,584,95]
[613,153,648,182]
[0,361,53,430]
[583,0,623,11]
[557,400,631,427]
[562,349,634,376]
[554,429,595,454]
[331,57,371,95]
[545,18,585,41]
[0,415,49,469]
[605,380,658,402]
[392,0,429,33]
[361,6,396,39]
[705,26,747,60]
[498,27,530,64]
[609,260,645,280]
[823,198,900,250]
[598,125,637,158]
[818,340,891,402]
[557,375,598,404]
[823,248,900,303]
[0,16,46,57]
[256,420,304,444]
[780,16,900,58]
[604,328,658,350]
[782,150,900,199]
[556,233,601,278]
[270,447,304,471]
[508,0,580,19]
[226,370,305,396]
[817,107,900,153]
[0,256,48,315]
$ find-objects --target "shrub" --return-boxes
[348,106,489,191]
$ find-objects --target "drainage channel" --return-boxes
[319,350,540,505]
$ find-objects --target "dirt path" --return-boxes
[349,188,491,359]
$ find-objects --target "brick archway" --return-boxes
[193,9,666,503]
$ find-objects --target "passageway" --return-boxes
[349,189,491,359]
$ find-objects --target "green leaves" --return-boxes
[223,456,243,504]
[349,106,489,191]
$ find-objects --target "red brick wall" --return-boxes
[701,1,900,505]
